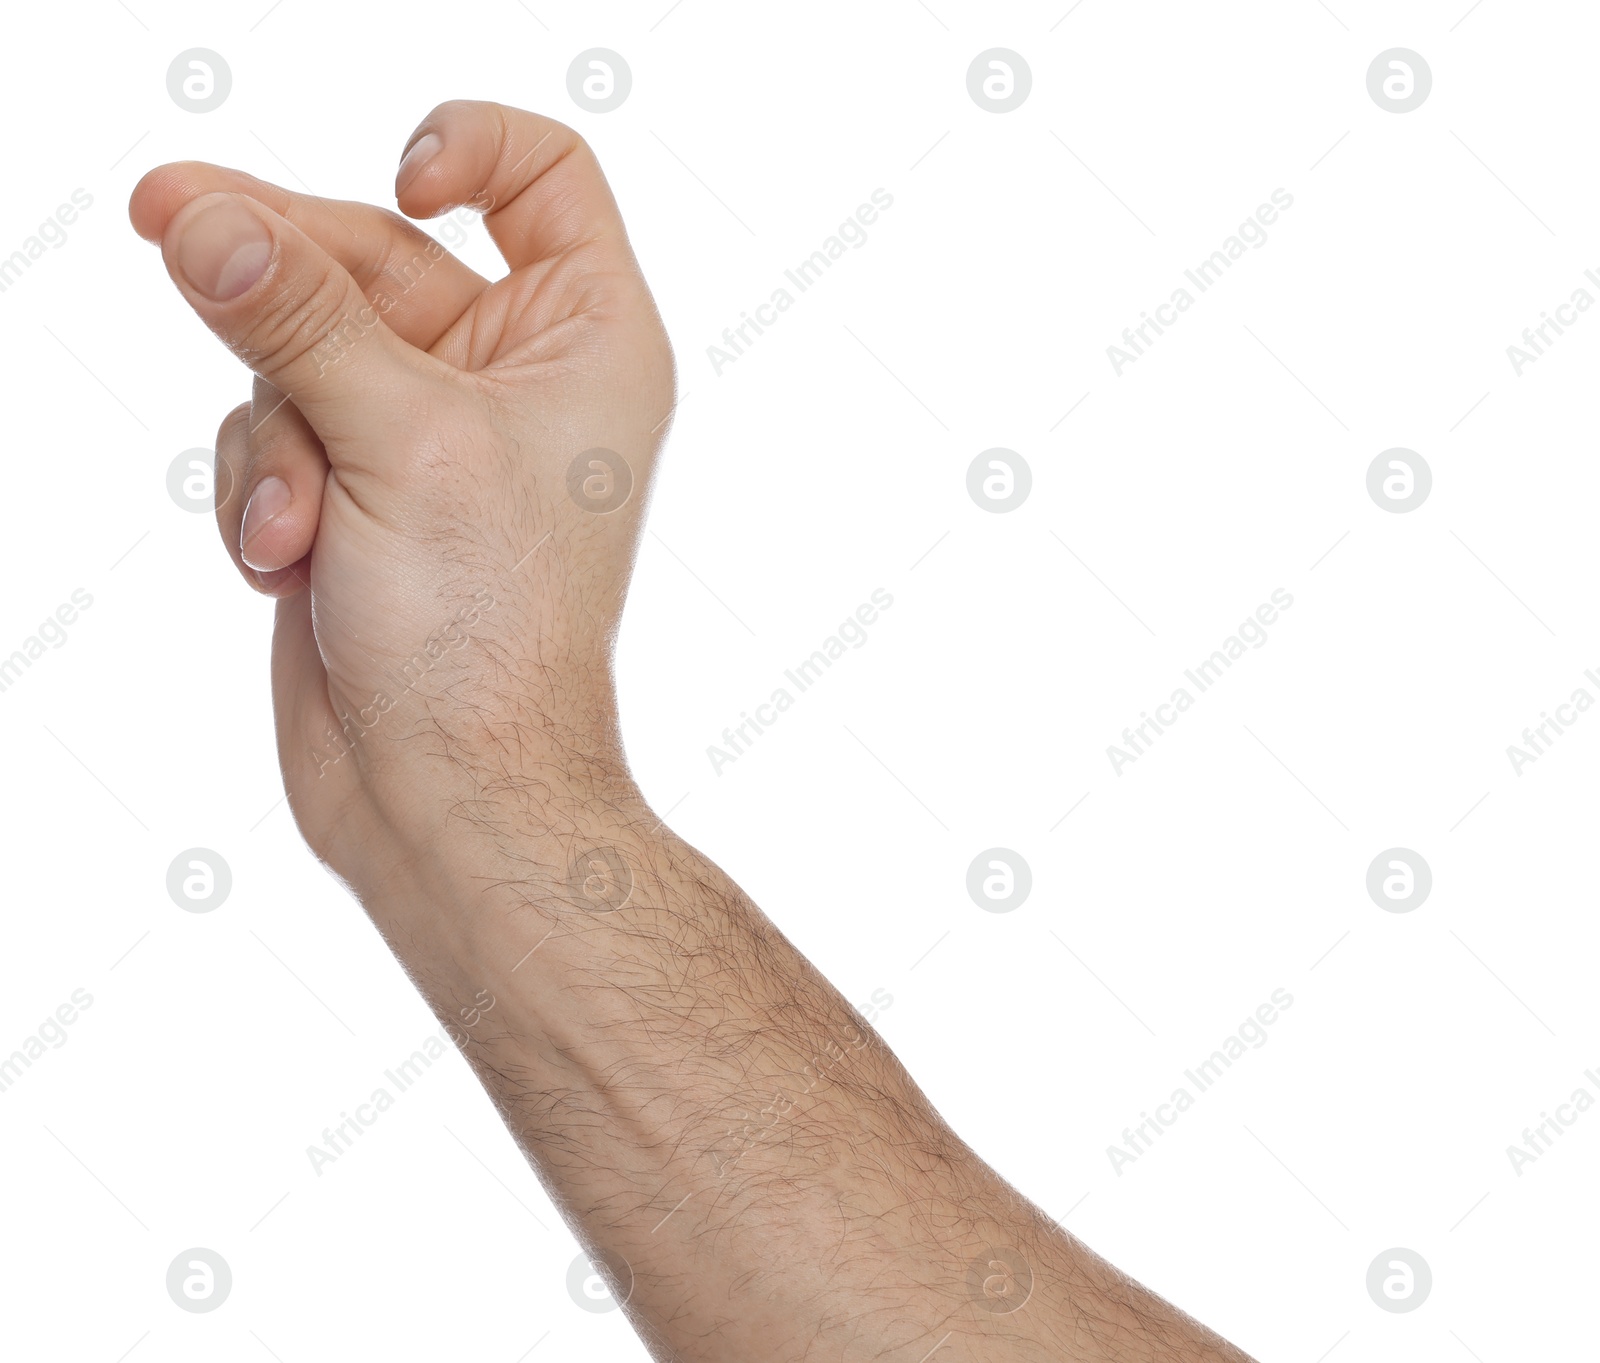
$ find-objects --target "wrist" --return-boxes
[344,751,650,960]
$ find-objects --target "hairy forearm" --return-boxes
[362,773,1253,1362]
[133,93,1250,1362]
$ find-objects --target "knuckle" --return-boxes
[245,387,308,468]
[215,400,251,450]
[245,262,362,383]
[213,402,251,503]
[527,111,586,165]
[489,104,585,174]
[372,206,416,239]
[248,424,325,494]
[248,410,306,469]
[367,216,444,306]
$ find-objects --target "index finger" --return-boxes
[129,161,489,349]
[394,102,634,275]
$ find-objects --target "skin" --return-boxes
[129,100,1256,1363]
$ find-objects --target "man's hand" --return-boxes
[130,100,672,881]
[132,102,1254,1362]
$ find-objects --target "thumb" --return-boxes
[158,191,445,452]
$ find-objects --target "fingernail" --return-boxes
[240,475,291,569]
[396,132,443,195]
[252,565,297,595]
[176,199,272,301]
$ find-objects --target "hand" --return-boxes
[131,103,1255,1363]
[129,100,673,880]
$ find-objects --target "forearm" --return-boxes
[362,772,1255,1363]
[137,99,1254,1363]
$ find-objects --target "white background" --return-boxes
[1,1,1593,1358]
